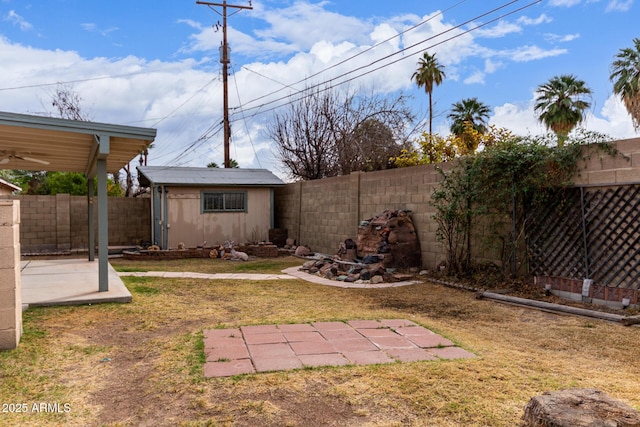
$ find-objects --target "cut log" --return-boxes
[522,388,640,427]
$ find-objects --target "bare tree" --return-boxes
[50,84,92,121]
[267,86,414,180]
[49,84,130,196]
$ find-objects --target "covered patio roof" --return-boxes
[0,111,156,177]
[0,111,157,293]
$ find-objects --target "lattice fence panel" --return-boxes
[526,184,640,290]
[585,185,640,289]
[526,188,586,279]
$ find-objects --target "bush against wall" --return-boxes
[431,130,620,278]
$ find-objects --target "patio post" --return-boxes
[96,135,109,292]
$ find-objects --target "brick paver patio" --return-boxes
[203,319,475,377]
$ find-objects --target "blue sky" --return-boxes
[0,0,638,178]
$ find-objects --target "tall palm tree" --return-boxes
[534,74,592,146]
[448,97,491,136]
[412,52,446,137]
[610,38,640,131]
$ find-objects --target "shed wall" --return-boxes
[165,186,273,248]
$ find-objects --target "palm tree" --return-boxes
[412,52,446,137]
[448,97,491,136]
[610,38,640,131]
[207,159,239,168]
[534,74,592,146]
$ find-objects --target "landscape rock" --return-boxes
[294,246,312,257]
[356,210,421,269]
[522,388,640,427]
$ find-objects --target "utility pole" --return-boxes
[196,0,253,168]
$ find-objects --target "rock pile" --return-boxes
[300,256,414,284]
[356,209,421,268]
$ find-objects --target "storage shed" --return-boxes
[137,166,285,249]
[0,178,21,195]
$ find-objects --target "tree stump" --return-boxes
[522,389,640,427]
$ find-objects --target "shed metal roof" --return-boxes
[0,178,21,192]
[137,166,285,187]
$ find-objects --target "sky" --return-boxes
[0,0,638,179]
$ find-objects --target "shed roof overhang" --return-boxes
[0,111,157,177]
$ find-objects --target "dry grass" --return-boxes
[1,256,639,426]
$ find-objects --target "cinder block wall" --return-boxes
[274,162,449,268]
[274,137,640,269]
[0,200,21,349]
[0,195,151,253]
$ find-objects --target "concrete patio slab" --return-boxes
[203,319,476,377]
[21,258,132,306]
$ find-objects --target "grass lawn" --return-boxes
[1,256,639,426]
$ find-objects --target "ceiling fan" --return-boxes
[0,150,50,166]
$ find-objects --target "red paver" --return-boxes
[298,353,350,367]
[205,345,250,361]
[368,335,419,350]
[241,324,280,335]
[243,332,287,345]
[204,359,255,377]
[289,340,336,355]
[318,328,363,340]
[356,328,399,338]
[312,321,353,331]
[406,334,455,348]
[394,326,437,337]
[204,328,242,339]
[381,319,418,328]
[277,323,316,332]
[247,342,296,358]
[253,357,303,373]
[347,320,382,329]
[332,338,379,352]
[284,331,327,342]
[386,348,438,362]
[343,350,395,365]
[203,319,475,378]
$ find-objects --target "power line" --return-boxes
[235,0,470,111]
[227,0,541,124]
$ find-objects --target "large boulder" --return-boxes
[522,388,640,427]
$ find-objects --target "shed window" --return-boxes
[202,191,246,212]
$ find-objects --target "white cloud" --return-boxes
[484,58,502,74]
[4,10,32,31]
[463,70,485,85]
[253,2,371,52]
[504,45,568,61]
[544,32,580,42]
[474,20,522,38]
[489,93,637,140]
[606,0,634,11]
[80,23,119,37]
[549,0,582,6]
[517,14,553,25]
